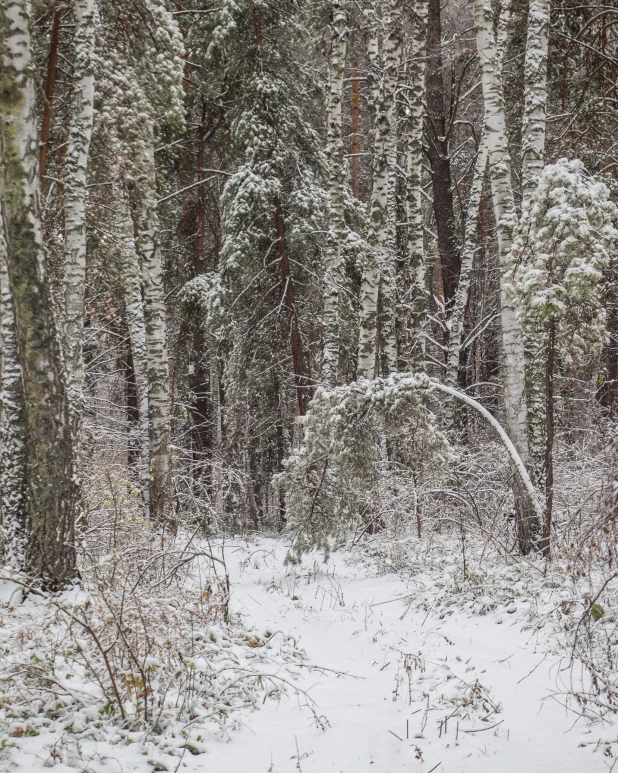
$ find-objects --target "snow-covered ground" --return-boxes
[4,538,616,772]
[201,540,613,773]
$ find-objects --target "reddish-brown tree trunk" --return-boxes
[251,4,312,416]
[273,196,312,416]
[40,8,61,185]
[425,0,460,308]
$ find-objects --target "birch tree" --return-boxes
[445,136,488,398]
[0,0,78,586]
[403,0,428,371]
[0,230,26,569]
[321,0,348,387]
[358,0,404,378]
[519,0,551,497]
[63,0,97,423]
[95,1,185,526]
[128,145,173,526]
[445,0,510,405]
[474,0,539,551]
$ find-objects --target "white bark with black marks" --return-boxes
[63,0,97,413]
[321,0,348,387]
[358,0,404,378]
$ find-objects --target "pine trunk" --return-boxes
[426,0,460,309]
[120,208,150,515]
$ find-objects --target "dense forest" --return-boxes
[1,0,618,769]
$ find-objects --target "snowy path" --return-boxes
[203,539,613,773]
[8,539,615,772]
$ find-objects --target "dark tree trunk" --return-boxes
[39,8,61,185]
[273,195,312,416]
[124,344,140,469]
[251,4,312,416]
[425,0,460,308]
[542,321,555,558]
[599,263,618,416]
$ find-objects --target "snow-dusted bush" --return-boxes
[282,374,452,557]
[510,158,618,360]
[0,513,304,765]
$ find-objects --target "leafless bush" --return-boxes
[0,475,304,753]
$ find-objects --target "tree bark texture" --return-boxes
[426,0,460,309]
[474,0,540,552]
[63,0,97,416]
[321,0,348,387]
[404,0,428,370]
[358,0,404,378]
[128,148,172,527]
[0,226,27,569]
[0,0,78,587]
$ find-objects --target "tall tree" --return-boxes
[358,0,404,378]
[0,0,78,586]
[63,0,97,421]
[322,0,349,388]
[425,0,460,309]
[403,0,429,371]
[474,0,539,552]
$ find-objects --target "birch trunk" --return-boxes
[521,0,550,207]
[442,5,505,397]
[445,136,488,395]
[474,0,539,551]
[321,0,348,387]
[474,0,527,457]
[404,0,428,370]
[63,0,96,415]
[0,230,27,568]
[119,202,150,516]
[521,0,551,493]
[0,0,77,586]
[380,116,399,375]
[128,146,172,527]
[358,0,404,378]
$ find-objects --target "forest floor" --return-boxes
[7,537,617,772]
[199,538,614,773]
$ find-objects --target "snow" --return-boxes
[4,538,615,772]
